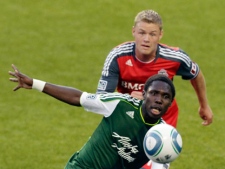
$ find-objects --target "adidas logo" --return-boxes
[125,59,133,66]
[126,111,134,119]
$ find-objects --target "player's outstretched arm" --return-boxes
[9,64,82,106]
[190,70,213,126]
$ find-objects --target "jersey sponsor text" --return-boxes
[111,132,138,163]
[121,81,144,91]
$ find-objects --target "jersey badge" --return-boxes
[126,111,134,119]
[158,69,168,76]
[125,59,133,66]
[97,80,107,90]
[86,94,97,100]
[190,62,197,75]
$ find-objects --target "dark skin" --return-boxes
[9,64,173,124]
[142,81,172,123]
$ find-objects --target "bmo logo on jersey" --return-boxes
[121,81,144,90]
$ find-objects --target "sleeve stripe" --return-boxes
[159,46,191,67]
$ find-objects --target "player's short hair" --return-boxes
[144,74,175,100]
[134,10,163,30]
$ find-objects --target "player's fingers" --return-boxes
[202,121,208,126]
[9,78,18,82]
[11,64,18,71]
[13,85,21,91]
[202,118,212,126]
[8,71,17,77]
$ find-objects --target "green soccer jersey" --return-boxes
[65,92,163,169]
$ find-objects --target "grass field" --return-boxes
[1,0,224,168]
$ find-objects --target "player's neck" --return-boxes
[135,49,156,63]
[135,54,155,63]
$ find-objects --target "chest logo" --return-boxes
[126,111,134,119]
[158,69,168,76]
[125,59,133,66]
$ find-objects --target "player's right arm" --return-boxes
[96,49,120,93]
[9,64,82,106]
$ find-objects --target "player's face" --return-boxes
[132,21,163,60]
[142,81,172,121]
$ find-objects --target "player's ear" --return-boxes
[142,91,146,99]
[159,29,163,40]
[132,26,135,37]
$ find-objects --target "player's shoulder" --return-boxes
[159,43,181,52]
[158,43,190,61]
[111,41,135,54]
[106,41,135,62]
[158,43,188,55]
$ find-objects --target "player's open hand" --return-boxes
[9,64,33,91]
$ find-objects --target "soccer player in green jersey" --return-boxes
[9,64,175,169]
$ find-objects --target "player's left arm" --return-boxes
[190,70,213,126]
[174,49,213,126]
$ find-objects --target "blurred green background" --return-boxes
[0,0,224,168]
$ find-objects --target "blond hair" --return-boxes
[134,10,163,30]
